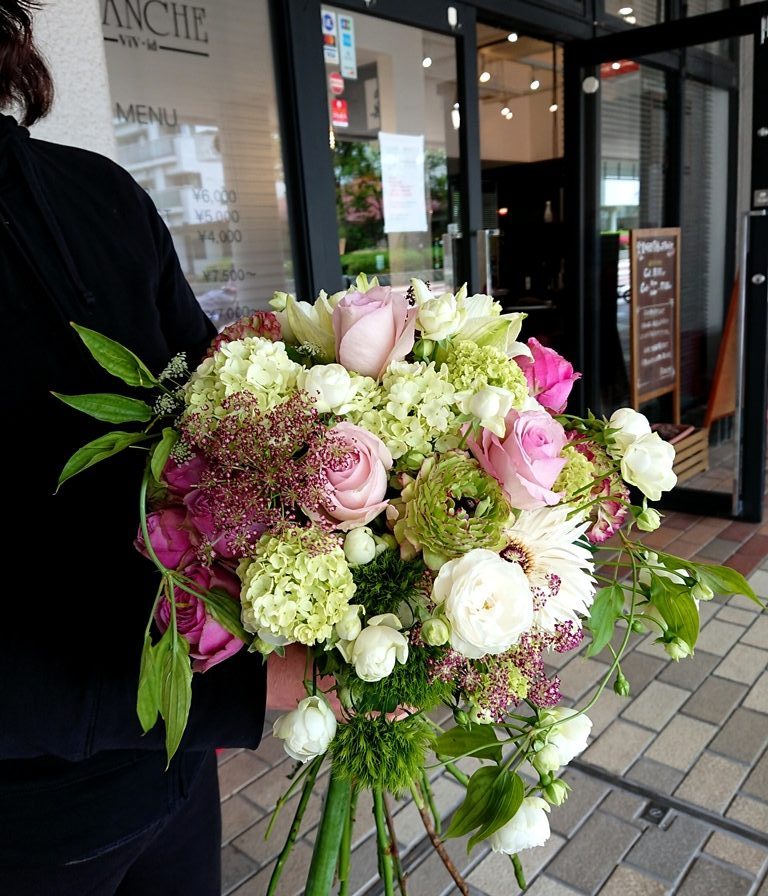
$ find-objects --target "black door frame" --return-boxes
[565,3,768,521]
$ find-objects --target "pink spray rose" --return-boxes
[136,506,199,569]
[332,287,416,378]
[183,488,238,560]
[163,454,209,497]
[516,338,581,414]
[468,409,568,510]
[155,563,244,672]
[315,422,393,530]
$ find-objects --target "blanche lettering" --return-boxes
[102,1,209,44]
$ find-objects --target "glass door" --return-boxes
[565,5,768,520]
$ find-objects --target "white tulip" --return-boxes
[298,364,356,413]
[488,797,551,854]
[621,432,677,501]
[272,695,337,763]
[350,614,409,682]
[343,527,377,566]
[607,408,652,457]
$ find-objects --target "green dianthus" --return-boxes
[351,549,428,618]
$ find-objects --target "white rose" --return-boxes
[350,614,409,682]
[432,549,534,659]
[488,797,551,854]
[272,695,337,763]
[418,293,467,341]
[458,386,515,437]
[621,432,677,501]
[608,408,652,457]
[343,527,377,566]
[335,604,364,642]
[534,708,592,773]
[298,364,356,413]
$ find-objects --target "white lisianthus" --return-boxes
[298,364,357,413]
[335,604,364,642]
[272,695,337,763]
[350,614,409,682]
[621,432,677,501]
[418,292,467,341]
[533,708,592,774]
[458,385,515,437]
[431,549,534,659]
[488,797,551,854]
[607,407,652,457]
[343,527,377,566]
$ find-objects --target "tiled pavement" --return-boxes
[218,507,768,895]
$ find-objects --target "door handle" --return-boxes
[477,228,500,295]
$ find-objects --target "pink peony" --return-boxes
[468,409,568,510]
[516,338,581,414]
[332,287,416,379]
[163,454,209,497]
[155,563,244,672]
[316,422,393,530]
[136,506,198,569]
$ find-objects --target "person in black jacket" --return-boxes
[0,2,290,892]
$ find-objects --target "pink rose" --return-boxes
[332,287,416,378]
[163,454,209,497]
[136,506,198,569]
[317,422,393,530]
[516,338,581,414]
[468,409,567,510]
[183,488,236,559]
[155,563,244,672]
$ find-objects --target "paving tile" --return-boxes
[403,833,475,896]
[546,811,639,892]
[232,788,324,866]
[709,708,768,763]
[218,751,270,799]
[221,844,258,894]
[676,856,752,895]
[681,676,747,725]
[389,774,464,849]
[620,651,666,694]
[747,569,768,597]
[742,615,768,648]
[254,735,293,767]
[601,789,647,821]
[550,769,610,837]
[600,865,670,896]
[467,833,565,894]
[726,795,768,833]
[621,680,689,731]
[241,760,301,812]
[698,537,738,562]
[740,533,768,556]
[624,813,709,883]
[221,794,266,845]
[586,689,627,738]
[674,751,748,813]
[524,876,582,896]
[628,758,685,793]
[714,644,767,685]
[716,606,755,626]
[218,747,244,765]
[695,619,745,656]
[583,719,655,775]
[644,715,716,771]
[744,671,768,714]
[231,838,314,895]
[704,831,768,876]
[721,522,758,542]
[726,552,760,577]
[558,656,610,701]
[742,747,768,802]
[658,651,719,691]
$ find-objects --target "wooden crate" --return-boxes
[672,427,709,483]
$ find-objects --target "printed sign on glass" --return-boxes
[379,132,428,234]
[339,14,357,80]
[322,10,339,65]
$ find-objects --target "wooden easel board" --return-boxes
[629,227,681,423]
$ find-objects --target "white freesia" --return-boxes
[272,695,337,763]
[350,614,409,682]
[418,292,467,341]
[607,407,652,457]
[621,432,677,501]
[298,364,357,413]
[488,797,551,854]
[533,708,592,773]
[458,385,515,437]
[432,549,534,658]
[343,527,377,566]
[335,604,364,642]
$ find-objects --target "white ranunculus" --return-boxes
[343,527,377,566]
[458,385,515,437]
[335,604,364,642]
[298,363,356,413]
[488,797,551,854]
[621,432,677,501]
[431,549,534,659]
[607,408,652,457]
[533,708,592,773]
[350,614,409,682]
[418,293,467,341]
[272,695,337,763]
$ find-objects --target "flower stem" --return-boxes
[373,787,395,896]
[420,769,441,836]
[511,854,527,890]
[338,786,359,896]
[410,782,470,896]
[266,757,322,896]
[383,792,408,895]
[443,761,470,788]
[305,769,352,896]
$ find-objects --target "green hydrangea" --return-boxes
[394,451,512,569]
[443,341,529,407]
[553,444,596,499]
[239,527,356,645]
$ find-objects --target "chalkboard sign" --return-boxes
[629,227,681,422]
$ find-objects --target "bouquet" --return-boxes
[56,275,762,895]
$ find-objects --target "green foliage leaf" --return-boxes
[468,772,525,851]
[445,766,500,840]
[200,587,248,642]
[151,428,179,482]
[160,629,192,765]
[693,563,763,607]
[136,632,164,733]
[434,724,502,763]
[57,430,152,490]
[585,584,625,657]
[71,323,158,387]
[649,574,700,650]
[52,391,153,424]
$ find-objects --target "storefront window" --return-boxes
[604,0,664,27]
[101,0,293,325]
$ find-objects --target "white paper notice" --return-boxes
[379,132,428,234]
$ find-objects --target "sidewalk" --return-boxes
[218,507,768,896]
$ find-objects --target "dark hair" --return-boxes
[0,0,53,126]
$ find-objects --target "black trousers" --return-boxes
[0,751,222,896]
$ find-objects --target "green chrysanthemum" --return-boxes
[443,341,529,407]
[553,444,596,499]
[394,451,513,570]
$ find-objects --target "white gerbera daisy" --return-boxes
[501,505,595,633]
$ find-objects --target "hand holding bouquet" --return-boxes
[56,275,762,894]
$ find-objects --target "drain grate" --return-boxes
[640,802,669,825]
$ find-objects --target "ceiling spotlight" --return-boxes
[530,79,540,90]
[505,111,513,120]
[479,70,491,83]
[422,56,432,68]
[625,15,637,23]
[618,5,633,14]
[498,207,509,215]
[611,61,621,70]
[549,103,558,112]
[507,32,518,42]
[501,106,510,116]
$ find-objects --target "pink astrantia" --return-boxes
[516,338,581,414]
